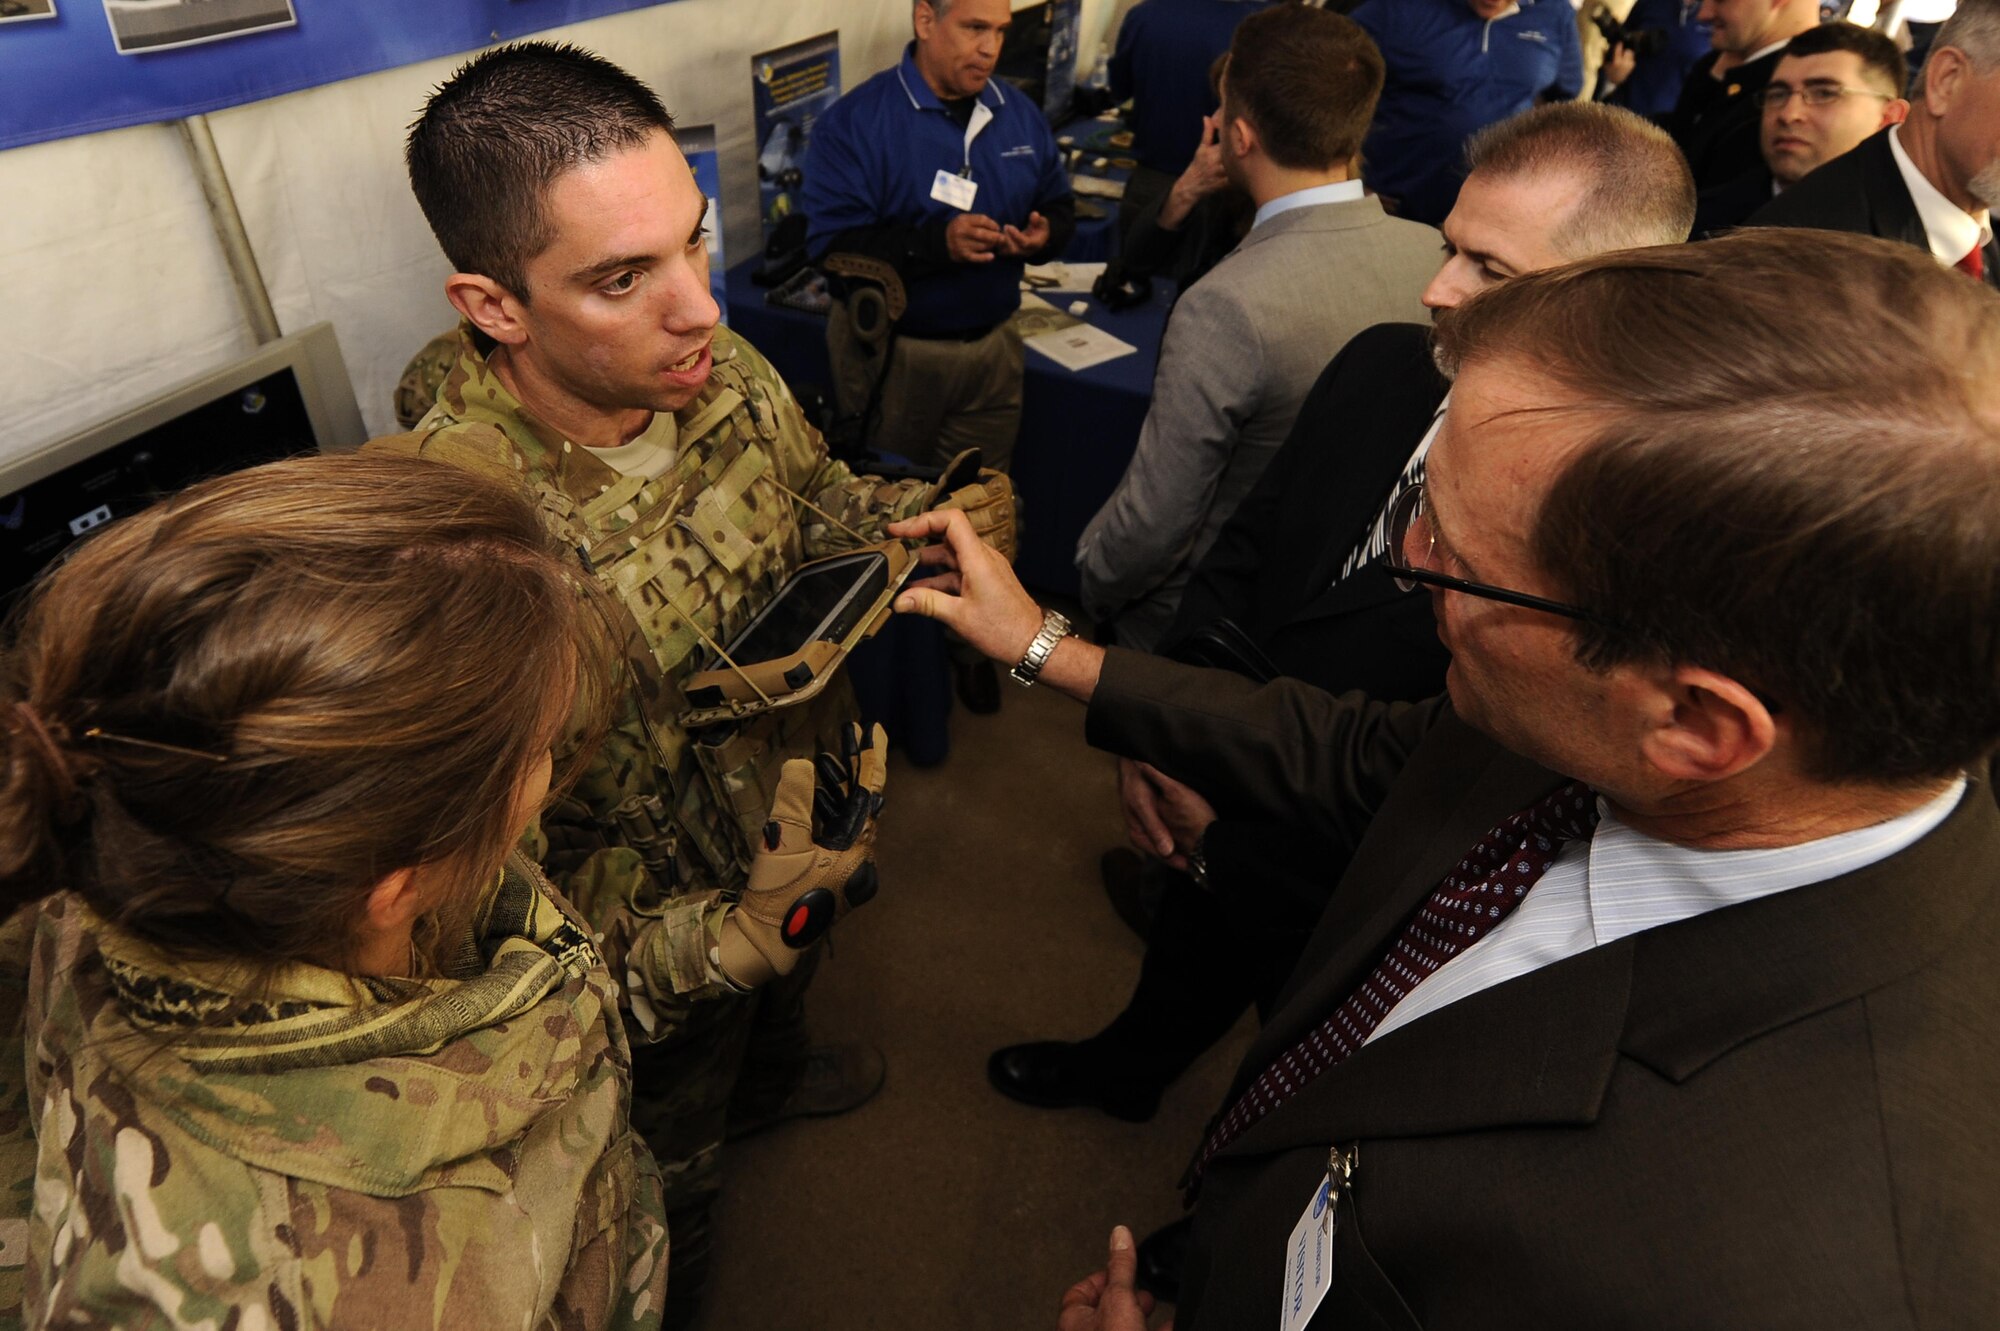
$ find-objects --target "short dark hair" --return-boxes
[1224,6,1384,172]
[407,42,676,298]
[1465,103,1697,254]
[1435,229,2000,785]
[1779,21,1909,99]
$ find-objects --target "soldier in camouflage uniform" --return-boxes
[395,43,1015,1326]
[2,870,669,1331]
[391,328,461,428]
[0,454,673,1328]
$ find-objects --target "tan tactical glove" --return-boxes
[715,722,887,988]
[928,448,1020,565]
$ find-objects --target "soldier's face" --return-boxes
[513,130,720,415]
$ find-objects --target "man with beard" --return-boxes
[1073,4,1437,654]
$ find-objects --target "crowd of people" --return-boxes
[0,0,1996,1328]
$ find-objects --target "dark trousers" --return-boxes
[1088,867,1318,1087]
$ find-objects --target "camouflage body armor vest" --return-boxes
[390,328,926,903]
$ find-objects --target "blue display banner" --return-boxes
[679,121,727,327]
[750,29,840,248]
[0,0,689,152]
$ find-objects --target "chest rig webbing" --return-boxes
[394,346,849,895]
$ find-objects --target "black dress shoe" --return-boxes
[1135,1216,1193,1303]
[986,1041,1163,1122]
[953,659,1002,714]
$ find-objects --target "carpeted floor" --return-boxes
[705,667,1255,1330]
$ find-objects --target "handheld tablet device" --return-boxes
[681,540,916,726]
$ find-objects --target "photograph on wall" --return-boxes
[679,122,728,327]
[103,0,296,55]
[751,30,840,251]
[1045,0,1080,121]
[0,0,58,23]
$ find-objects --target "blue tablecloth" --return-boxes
[1055,113,1136,263]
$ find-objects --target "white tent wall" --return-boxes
[0,0,1123,461]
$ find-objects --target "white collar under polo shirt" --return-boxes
[1366,776,1968,1046]
[1889,123,1995,268]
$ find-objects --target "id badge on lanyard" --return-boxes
[1280,1143,1358,1331]
[929,98,992,211]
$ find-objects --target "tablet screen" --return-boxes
[724,552,889,666]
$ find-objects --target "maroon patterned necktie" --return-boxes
[1187,781,1599,1201]
[1958,247,1986,282]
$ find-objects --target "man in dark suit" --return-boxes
[1750,0,2000,284]
[1693,20,1908,236]
[980,106,1694,1181]
[894,227,2000,1329]
[1666,0,1821,192]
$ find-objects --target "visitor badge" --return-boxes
[931,169,978,211]
[1280,1144,1355,1331]
[1279,1172,1335,1331]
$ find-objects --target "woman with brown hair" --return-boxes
[0,453,667,1328]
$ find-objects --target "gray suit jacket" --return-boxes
[1086,648,2000,1330]
[1074,196,1438,651]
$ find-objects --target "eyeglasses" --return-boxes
[1757,83,1893,111]
[1379,482,1618,627]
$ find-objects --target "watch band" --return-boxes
[1185,832,1210,890]
[1009,608,1073,687]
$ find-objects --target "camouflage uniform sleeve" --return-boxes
[732,335,932,555]
[0,908,34,1325]
[547,844,747,1044]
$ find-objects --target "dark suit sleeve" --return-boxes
[1120,186,1192,281]
[1085,647,1446,856]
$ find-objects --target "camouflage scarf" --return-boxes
[87,856,600,1074]
[24,861,623,1198]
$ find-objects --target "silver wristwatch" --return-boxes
[1009,608,1073,687]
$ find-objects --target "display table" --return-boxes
[1054,112,1136,263]
[723,257,1169,599]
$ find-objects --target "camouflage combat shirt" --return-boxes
[388,326,932,1040]
[0,862,668,1330]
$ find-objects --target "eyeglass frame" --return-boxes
[1378,482,1622,629]
[1756,82,1894,112]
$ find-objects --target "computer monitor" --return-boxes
[0,321,366,602]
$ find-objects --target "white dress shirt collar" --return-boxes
[1579,777,1967,950]
[1740,36,1793,67]
[1367,776,1967,1046]
[1890,124,1993,266]
[1252,178,1366,232]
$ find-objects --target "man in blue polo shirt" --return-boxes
[804,0,1074,476]
[1352,0,1584,225]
